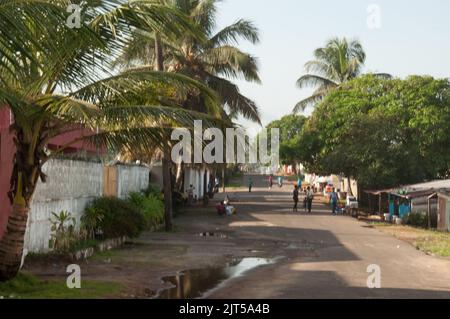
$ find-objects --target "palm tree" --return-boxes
[0,0,219,281]
[293,37,390,113]
[114,0,261,224]
[115,0,262,124]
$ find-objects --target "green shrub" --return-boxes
[128,192,164,229]
[172,190,187,212]
[405,212,428,228]
[142,184,163,199]
[80,206,104,240]
[48,211,78,253]
[85,197,145,239]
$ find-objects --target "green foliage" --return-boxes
[293,37,390,112]
[265,115,307,167]
[80,207,104,240]
[85,197,145,239]
[0,273,122,299]
[404,212,429,228]
[48,211,78,253]
[128,192,164,229]
[142,184,163,199]
[115,0,261,123]
[299,75,450,189]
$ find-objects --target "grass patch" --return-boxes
[89,249,121,262]
[0,273,122,299]
[415,233,450,257]
[372,224,450,258]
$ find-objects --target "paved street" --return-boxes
[205,175,450,299]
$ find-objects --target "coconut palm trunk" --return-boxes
[154,34,174,231]
[0,139,42,280]
[0,203,29,280]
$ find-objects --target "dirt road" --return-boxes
[26,175,450,299]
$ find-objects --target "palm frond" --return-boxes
[296,74,338,90]
[207,75,261,125]
[210,19,259,46]
[293,93,326,114]
[204,46,261,83]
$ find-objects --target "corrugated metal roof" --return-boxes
[365,179,450,197]
[406,179,450,190]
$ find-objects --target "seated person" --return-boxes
[216,201,226,216]
[226,205,236,216]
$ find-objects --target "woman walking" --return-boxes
[306,186,314,213]
[293,185,299,212]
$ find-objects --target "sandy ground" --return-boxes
[24,175,450,299]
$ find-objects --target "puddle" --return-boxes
[198,232,228,239]
[155,257,275,299]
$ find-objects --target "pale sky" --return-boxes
[216,0,450,133]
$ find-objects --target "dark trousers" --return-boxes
[293,199,298,211]
[331,202,338,215]
[307,199,313,213]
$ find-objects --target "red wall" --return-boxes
[0,109,14,238]
[0,108,106,239]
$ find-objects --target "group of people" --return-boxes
[267,175,284,190]
[245,175,341,216]
[216,195,236,216]
[292,185,315,213]
[293,185,340,215]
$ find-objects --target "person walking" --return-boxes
[293,185,299,212]
[248,177,253,193]
[303,189,308,213]
[278,176,283,188]
[329,188,339,215]
[268,175,273,189]
[187,184,195,206]
[306,186,314,213]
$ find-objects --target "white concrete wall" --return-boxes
[25,159,103,253]
[24,159,150,253]
[184,167,211,199]
[117,164,150,199]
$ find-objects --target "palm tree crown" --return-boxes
[293,37,389,113]
[116,0,262,124]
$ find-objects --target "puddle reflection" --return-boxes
[156,258,275,299]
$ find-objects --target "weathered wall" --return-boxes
[24,159,103,253]
[184,167,210,200]
[0,109,15,239]
[149,164,164,189]
[117,165,150,199]
[23,159,150,253]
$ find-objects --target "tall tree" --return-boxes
[265,115,307,173]
[293,37,390,113]
[115,0,262,123]
[115,0,261,228]
[0,0,218,281]
[298,75,450,191]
